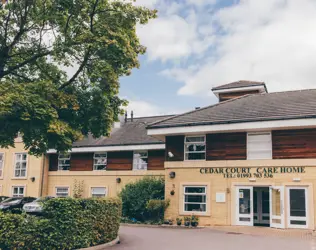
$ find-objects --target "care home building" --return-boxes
[1,80,316,230]
[147,81,316,230]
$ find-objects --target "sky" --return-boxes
[121,0,316,117]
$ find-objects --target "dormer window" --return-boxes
[185,136,206,160]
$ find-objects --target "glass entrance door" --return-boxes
[236,186,253,226]
[287,187,308,229]
[269,186,285,228]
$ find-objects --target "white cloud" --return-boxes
[186,0,217,6]
[137,0,316,96]
[126,100,165,117]
[137,10,214,62]
[126,99,184,117]
[132,0,158,8]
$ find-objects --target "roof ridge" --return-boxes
[258,88,316,96]
[147,93,253,128]
[130,114,175,120]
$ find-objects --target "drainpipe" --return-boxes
[40,153,46,197]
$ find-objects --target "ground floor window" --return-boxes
[287,187,308,228]
[183,186,207,212]
[12,186,25,197]
[91,187,107,198]
[56,187,69,197]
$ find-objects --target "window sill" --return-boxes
[11,177,27,180]
[179,211,210,217]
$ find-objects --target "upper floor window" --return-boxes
[0,153,3,178]
[14,153,27,178]
[133,151,148,170]
[185,136,206,160]
[58,153,71,171]
[247,132,272,160]
[93,153,107,170]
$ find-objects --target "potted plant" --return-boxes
[168,219,174,225]
[190,215,199,227]
[176,217,182,226]
[184,216,191,227]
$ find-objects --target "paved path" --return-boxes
[111,226,315,250]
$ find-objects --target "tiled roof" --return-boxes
[73,115,173,147]
[148,89,316,129]
[212,80,266,91]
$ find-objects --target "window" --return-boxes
[247,132,272,160]
[14,153,27,178]
[184,186,207,212]
[56,187,69,197]
[0,153,3,178]
[287,187,308,228]
[133,151,148,170]
[93,153,107,170]
[58,153,71,171]
[91,187,107,198]
[184,136,206,160]
[12,186,25,197]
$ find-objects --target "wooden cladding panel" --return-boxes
[165,135,185,161]
[219,90,259,102]
[49,154,58,171]
[273,129,316,159]
[70,153,93,171]
[107,151,133,171]
[148,150,165,170]
[206,133,247,160]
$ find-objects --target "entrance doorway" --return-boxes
[254,187,270,226]
[236,186,285,228]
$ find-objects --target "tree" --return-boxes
[0,0,156,155]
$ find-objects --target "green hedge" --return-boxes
[0,197,122,250]
[120,176,166,222]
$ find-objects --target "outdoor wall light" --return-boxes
[116,177,121,183]
[170,190,175,196]
[169,171,176,179]
[30,177,35,182]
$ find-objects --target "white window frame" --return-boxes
[184,135,206,161]
[0,153,4,179]
[133,150,148,170]
[247,132,272,160]
[183,185,207,214]
[58,153,71,171]
[287,187,308,229]
[91,187,107,198]
[55,186,70,197]
[13,153,27,178]
[93,152,107,170]
[12,186,25,197]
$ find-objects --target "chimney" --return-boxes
[131,111,134,122]
[124,111,127,123]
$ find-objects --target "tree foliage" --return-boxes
[0,0,157,155]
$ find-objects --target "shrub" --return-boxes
[120,176,165,222]
[146,199,170,221]
[0,197,122,250]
